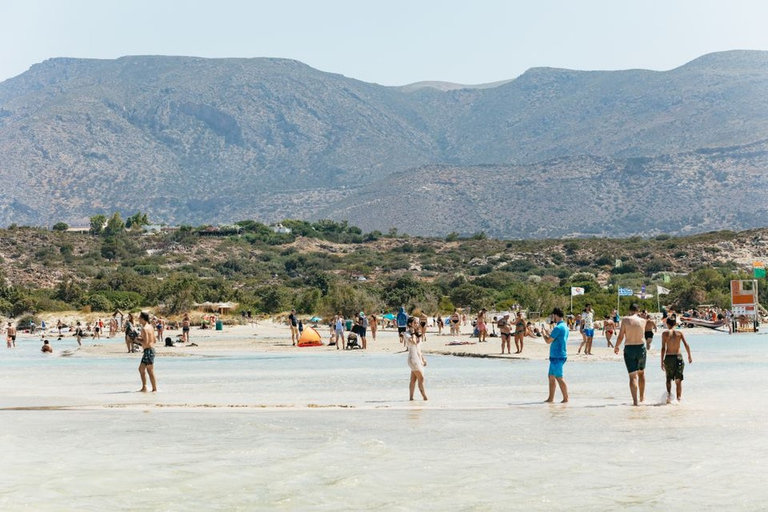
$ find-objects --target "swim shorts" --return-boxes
[398,326,406,334]
[664,354,685,381]
[584,328,595,337]
[182,326,190,333]
[358,327,367,338]
[548,357,567,378]
[141,348,155,365]
[623,345,647,373]
[644,331,654,340]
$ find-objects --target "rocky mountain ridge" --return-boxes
[1,51,767,236]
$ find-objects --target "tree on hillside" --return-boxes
[89,214,106,235]
[52,222,69,231]
[126,212,149,231]
[104,212,125,236]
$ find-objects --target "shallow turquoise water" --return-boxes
[1,332,766,510]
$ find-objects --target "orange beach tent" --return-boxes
[298,327,324,347]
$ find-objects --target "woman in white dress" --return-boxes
[406,317,428,401]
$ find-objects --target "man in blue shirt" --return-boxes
[396,306,408,344]
[541,307,569,403]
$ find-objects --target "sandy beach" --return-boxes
[66,318,713,361]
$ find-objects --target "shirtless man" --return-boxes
[642,311,657,350]
[614,303,647,406]
[7,322,17,348]
[137,311,158,392]
[660,317,692,403]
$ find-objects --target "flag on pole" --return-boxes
[571,287,585,296]
[618,288,633,297]
[657,285,671,295]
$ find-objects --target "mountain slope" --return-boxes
[0,51,767,231]
[319,140,768,238]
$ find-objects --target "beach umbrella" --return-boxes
[309,316,322,323]
[383,313,396,320]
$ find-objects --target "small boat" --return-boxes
[681,317,728,331]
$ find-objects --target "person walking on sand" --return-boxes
[660,316,692,403]
[643,311,657,350]
[334,313,345,350]
[614,303,647,406]
[541,307,569,403]
[436,315,444,335]
[498,313,512,354]
[137,312,158,393]
[357,311,368,349]
[369,313,378,341]
[125,313,138,353]
[603,316,615,348]
[181,313,190,344]
[155,317,164,344]
[582,304,595,355]
[450,310,461,336]
[288,309,299,346]
[514,311,527,354]
[406,317,428,401]
[476,309,488,343]
[419,311,428,342]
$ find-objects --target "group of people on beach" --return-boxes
[544,303,692,405]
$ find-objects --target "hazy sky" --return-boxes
[1,0,767,85]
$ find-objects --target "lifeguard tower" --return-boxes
[731,280,760,332]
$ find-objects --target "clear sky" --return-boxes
[1,0,767,86]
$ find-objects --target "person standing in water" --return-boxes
[406,317,428,401]
[7,322,17,348]
[660,316,692,403]
[614,303,647,406]
[643,311,657,350]
[541,307,569,403]
[137,311,158,393]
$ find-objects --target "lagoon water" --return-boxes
[1,333,767,510]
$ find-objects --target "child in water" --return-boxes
[406,317,428,401]
[660,316,692,403]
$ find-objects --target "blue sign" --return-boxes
[618,288,633,297]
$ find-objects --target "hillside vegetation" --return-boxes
[2,219,767,322]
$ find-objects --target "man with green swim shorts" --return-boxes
[614,303,646,406]
[541,307,569,403]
